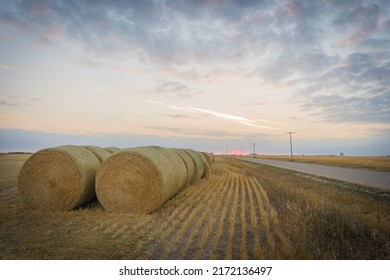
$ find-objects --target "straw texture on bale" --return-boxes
[171,148,195,187]
[96,146,187,214]
[198,152,211,179]
[18,145,100,210]
[200,152,213,169]
[149,146,187,194]
[182,149,205,182]
[82,145,112,163]
[104,147,121,153]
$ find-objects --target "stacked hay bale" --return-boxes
[182,149,205,182]
[209,153,215,163]
[96,146,188,214]
[171,148,195,187]
[18,144,214,213]
[18,145,101,210]
[200,152,213,179]
[104,147,121,153]
[82,145,112,163]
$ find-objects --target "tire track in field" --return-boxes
[243,176,262,259]
[137,158,291,260]
[208,173,236,259]
[137,164,232,258]
[178,173,230,259]
[192,172,232,259]
[251,177,291,258]
[248,176,276,256]
[133,179,209,256]
[141,177,216,258]
[224,175,240,259]
[159,177,221,259]
[239,175,249,260]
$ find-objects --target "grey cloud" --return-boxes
[166,0,270,22]
[302,92,390,123]
[164,114,196,119]
[0,0,325,64]
[332,3,380,30]
[1,0,390,125]
[0,96,41,106]
[328,52,390,87]
[331,1,390,47]
[147,81,203,98]
[294,49,390,123]
[1,0,389,64]
[358,39,390,50]
[0,100,19,106]
[159,82,190,92]
[202,130,246,138]
[255,0,389,85]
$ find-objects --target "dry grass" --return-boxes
[1,154,389,259]
[249,155,390,172]
[228,158,390,259]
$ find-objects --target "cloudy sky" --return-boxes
[0,0,389,155]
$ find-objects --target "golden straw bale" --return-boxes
[104,147,121,153]
[18,145,100,210]
[200,152,213,168]
[197,151,211,179]
[82,145,112,163]
[171,148,195,187]
[149,146,187,194]
[96,146,187,214]
[182,149,205,183]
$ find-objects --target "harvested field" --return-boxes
[0,154,389,259]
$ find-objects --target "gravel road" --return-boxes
[235,157,390,191]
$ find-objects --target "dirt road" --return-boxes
[235,157,390,190]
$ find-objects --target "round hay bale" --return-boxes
[197,151,211,179]
[182,149,205,183]
[171,148,195,187]
[149,146,187,193]
[82,145,112,163]
[18,145,100,210]
[96,146,187,214]
[200,151,213,169]
[104,147,121,153]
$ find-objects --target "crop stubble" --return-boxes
[136,158,291,259]
[2,154,387,259]
[0,155,291,259]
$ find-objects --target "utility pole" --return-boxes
[252,143,256,158]
[285,132,296,160]
[240,147,243,157]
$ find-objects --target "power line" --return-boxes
[285,132,296,160]
[252,143,256,158]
